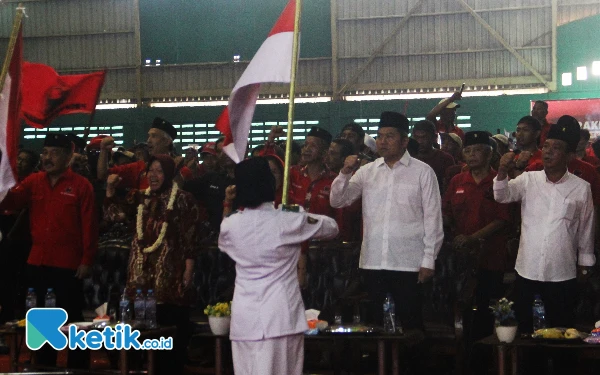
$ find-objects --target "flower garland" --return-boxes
[136,184,178,253]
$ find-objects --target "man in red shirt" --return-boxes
[426,91,466,142]
[326,138,363,243]
[269,126,339,286]
[340,122,378,161]
[511,116,543,177]
[1,134,97,368]
[412,120,455,193]
[531,100,552,146]
[97,117,179,190]
[443,131,513,340]
[577,129,600,167]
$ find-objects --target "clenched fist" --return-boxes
[497,152,516,180]
[100,136,115,151]
[341,155,360,175]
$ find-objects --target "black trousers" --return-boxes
[513,273,578,334]
[27,265,88,369]
[155,304,191,375]
[361,269,423,330]
[473,269,507,341]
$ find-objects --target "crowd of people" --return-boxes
[0,92,598,374]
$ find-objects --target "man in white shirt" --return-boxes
[330,111,444,330]
[494,115,596,333]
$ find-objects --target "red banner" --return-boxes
[535,98,600,137]
[20,62,105,128]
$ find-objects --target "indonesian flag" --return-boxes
[0,24,23,202]
[20,62,106,128]
[215,0,296,163]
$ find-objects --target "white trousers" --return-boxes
[232,333,304,375]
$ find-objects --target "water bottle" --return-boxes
[532,294,546,331]
[145,289,157,329]
[383,293,396,333]
[134,289,145,325]
[25,288,37,312]
[119,292,131,323]
[44,288,56,308]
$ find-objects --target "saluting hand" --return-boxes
[341,155,360,175]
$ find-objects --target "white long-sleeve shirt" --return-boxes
[493,171,596,282]
[330,152,444,271]
[218,203,338,341]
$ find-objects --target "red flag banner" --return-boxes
[0,22,23,202]
[20,62,106,128]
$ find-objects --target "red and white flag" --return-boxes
[215,0,296,163]
[0,24,23,202]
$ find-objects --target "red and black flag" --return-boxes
[20,62,106,128]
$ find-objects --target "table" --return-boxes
[119,326,177,375]
[477,334,600,375]
[194,329,424,375]
[0,324,176,375]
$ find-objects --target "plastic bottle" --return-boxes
[119,291,131,323]
[145,289,157,329]
[134,289,145,325]
[532,294,546,331]
[25,288,37,312]
[44,288,56,308]
[383,293,396,333]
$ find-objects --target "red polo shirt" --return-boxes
[289,166,337,217]
[289,166,339,252]
[539,119,552,146]
[525,158,600,205]
[515,149,542,168]
[443,169,513,272]
[1,169,98,270]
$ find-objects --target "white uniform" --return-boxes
[218,202,339,375]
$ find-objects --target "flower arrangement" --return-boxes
[489,298,517,327]
[204,302,232,317]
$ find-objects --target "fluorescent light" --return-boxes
[593,61,600,76]
[577,66,588,80]
[149,96,331,107]
[96,104,137,110]
[562,72,572,86]
[344,88,547,101]
[150,101,228,108]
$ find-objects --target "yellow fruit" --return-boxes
[535,328,564,339]
[564,328,579,339]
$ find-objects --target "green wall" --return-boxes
[19,13,600,151]
[139,0,331,64]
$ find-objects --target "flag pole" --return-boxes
[281,0,302,210]
[83,69,107,144]
[0,3,24,93]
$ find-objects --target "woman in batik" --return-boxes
[105,154,203,375]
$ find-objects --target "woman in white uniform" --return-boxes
[218,157,339,375]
